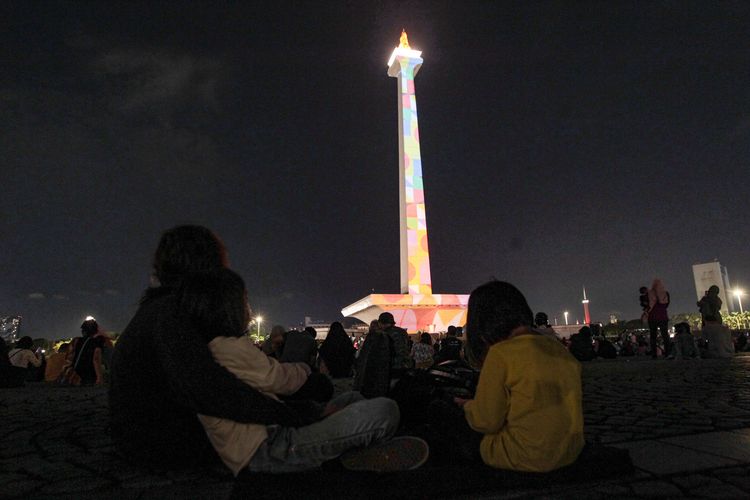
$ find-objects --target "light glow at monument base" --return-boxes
[342,293,469,333]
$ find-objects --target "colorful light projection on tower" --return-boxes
[341,31,468,333]
[388,30,432,295]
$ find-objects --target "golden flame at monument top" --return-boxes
[399,29,410,49]
[387,29,422,68]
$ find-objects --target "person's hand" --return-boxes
[321,401,344,418]
[453,397,469,407]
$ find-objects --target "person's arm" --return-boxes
[395,331,413,368]
[209,337,310,396]
[93,347,103,385]
[463,347,508,434]
[308,343,318,369]
[155,305,318,427]
[25,350,42,368]
[62,338,78,369]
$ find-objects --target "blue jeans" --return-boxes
[247,391,399,473]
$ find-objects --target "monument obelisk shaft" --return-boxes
[341,31,468,333]
[388,30,432,295]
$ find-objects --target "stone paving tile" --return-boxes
[660,431,750,462]
[38,476,116,495]
[612,440,741,475]
[630,480,684,497]
[2,479,45,498]
[720,475,750,494]
[688,482,748,499]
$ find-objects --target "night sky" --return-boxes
[3,1,749,339]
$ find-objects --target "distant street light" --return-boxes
[564,311,569,326]
[257,316,263,340]
[734,290,744,314]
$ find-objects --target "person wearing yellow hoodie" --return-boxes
[455,281,584,472]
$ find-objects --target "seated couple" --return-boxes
[109,226,427,475]
[109,225,584,476]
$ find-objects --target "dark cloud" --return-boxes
[96,49,220,113]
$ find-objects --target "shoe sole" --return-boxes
[340,436,429,472]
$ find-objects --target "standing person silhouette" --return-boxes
[647,279,671,359]
[697,285,723,325]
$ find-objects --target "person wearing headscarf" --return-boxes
[318,322,356,378]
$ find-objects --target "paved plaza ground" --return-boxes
[3,354,750,499]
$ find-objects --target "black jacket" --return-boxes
[109,288,319,469]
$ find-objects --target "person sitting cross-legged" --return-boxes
[444,281,584,472]
[179,268,428,475]
[702,315,734,358]
[672,322,700,360]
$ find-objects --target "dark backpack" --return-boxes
[569,334,596,362]
[353,332,393,398]
[597,339,617,359]
[390,361,479,429]
[436,336,462,363]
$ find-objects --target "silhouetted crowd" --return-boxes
[1,225,745,479]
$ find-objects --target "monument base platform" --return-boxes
[341,293,469,333]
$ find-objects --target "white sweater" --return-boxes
[198,336,310,476]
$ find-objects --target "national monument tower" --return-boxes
[341,31,468,333]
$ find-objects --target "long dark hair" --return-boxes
[465,281,534,366]
[152,225,229,288]
[15,336,33,350]
[177,268,249,343]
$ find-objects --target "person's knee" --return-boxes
[367,397,400,434]
[285,372,334,403]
